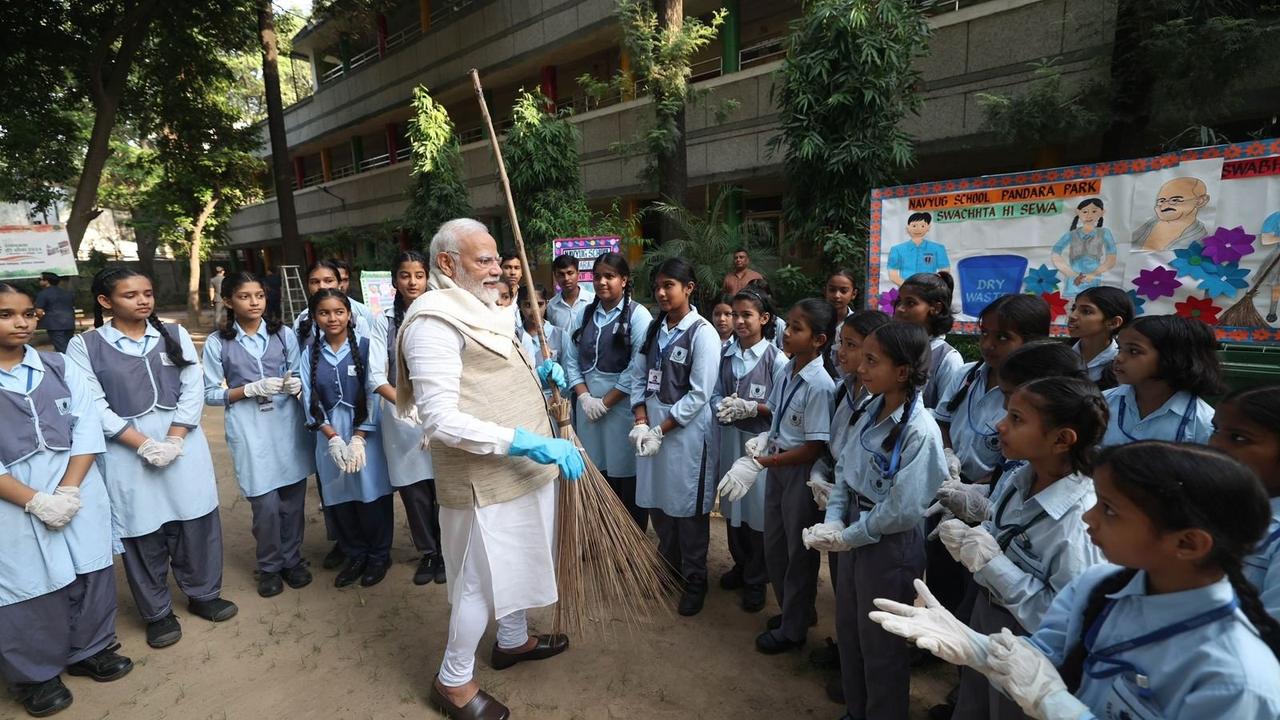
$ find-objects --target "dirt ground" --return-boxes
[13,321,952,720]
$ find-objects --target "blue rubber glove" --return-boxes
[509,427,585,480]
[536,359,567,392]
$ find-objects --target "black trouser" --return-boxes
[726,522,768,586]
[606,474,648,531]
[330,495,394,563]
[46,329,72,353]
[650,509,709,585]
[398,479,442,556]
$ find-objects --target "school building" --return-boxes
[223,0,1276,270]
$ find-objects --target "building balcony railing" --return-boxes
[317,0,475,87]
[331,163,357,180]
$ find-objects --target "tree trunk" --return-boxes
[259,0,305,266]
[68,0,162,253]
[1100,0,1155,159]
[135,226,158,280]
[187,197,218,329]
[655,0,688,245]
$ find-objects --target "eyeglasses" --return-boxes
[445,251,499,269]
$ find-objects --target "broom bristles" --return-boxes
[1219,289,1266,327]
[548,397,682,639]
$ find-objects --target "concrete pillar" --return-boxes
[320,148,332,181]
[350,136,364,173]
[292,156,306,189]
[724,185,742,240]
[721,0,740,74]
[339,36,351,73]
[304,241,316,267]
[308,53,322,88]
[398,228,411,251]
[385,123,399,164]
[540,65,558,107]
[619,48,635,101]
[419,0,431,32]
[625,199,641,265]
[376,13,388,58]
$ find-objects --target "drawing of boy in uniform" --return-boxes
[887,212,950,285]
[1051,197,1117,297]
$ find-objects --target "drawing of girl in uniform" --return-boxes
[1051,198,1118,297]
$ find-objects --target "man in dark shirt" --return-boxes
[35,272,76,352]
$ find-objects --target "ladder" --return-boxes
[281,265,307,326]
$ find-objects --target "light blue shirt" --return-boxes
[730,337,772,378]
[1073,340,1119,384]
[766,355,835,451]
[628,311,722,428]
[293,299,376,341]
[935,362,1007,480]
[974,464,1105,631]
[1029,565,1280,719]
[925,336,965,410]
[888,238,949,278]
[299,338,380,432]
[827,394,948,548]
[1101,385,1214,448]
[1244,497,1280,619]
[202,322,301,406]
[563,301,652,394]
[545,286,595,331]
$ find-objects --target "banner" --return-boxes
[551,236,621,283]
[358,271,396,318]
[869,139,1280,345]
[0,225,78,280]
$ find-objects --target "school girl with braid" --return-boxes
[369,251,446,587]
[66,268,237,650]
[298,288,394,589]
[202,272,315,598]
[872,441,1280,720]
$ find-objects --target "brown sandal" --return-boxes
[429,678,510,720]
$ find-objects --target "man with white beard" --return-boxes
[396,218,584,720]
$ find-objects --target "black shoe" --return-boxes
[755,629,805,654]
[360,558,388,587]
[719,565,744,590]
[825,673,845,704]
[282,563,313,589]
[322,543,346,570]
[678,581,707,616]
[257,572,284,598]
[335,557,366,588]
[766,608,817,631]
[188,597,238,623]
[413,554,434,586]
[11,677,72,717]
[1269,311,1278,323]
[431,554,447,584]
[809,637,841,668]
[67,647,133,682]
[146,613,182,649]
[928,703,956,720]
[490,634,570,670]
[742,583,766,613]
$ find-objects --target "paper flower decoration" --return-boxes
[1126,290,1146,317]
[1132,266,1181,301]
[1170,241,1219,282]
[1041,291,1068,321]
[1174,295,1222,325]
[1023,264,1060,295]
[1196,262,1250,299]
[1202,226,1256,265]
[878,288,899,314]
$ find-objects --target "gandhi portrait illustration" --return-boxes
[1131,177,1210,252]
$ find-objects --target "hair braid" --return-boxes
[297,314,314,345]
[642,310,667,357]
[881,390,917,456]
[218,306,237,340]
[1058,568,1138,693]
[147,314,191,366]
[616,283,633,353]
[348,325,368,427]
[944,361,985,414]
[572,295,602,346]
[306,336,324,430]
[1225,559,1280,660]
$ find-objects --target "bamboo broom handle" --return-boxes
[469,69,561,403]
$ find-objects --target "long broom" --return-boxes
[1219,243,1280,327]
[468,69,680,638]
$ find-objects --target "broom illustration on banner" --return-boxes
[1219,243,1280,328]
[468,69,680,638]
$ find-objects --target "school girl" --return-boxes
[202,272,315,598]
[367,251,445,586]
[0,283,130,718]
[294,260,376,343]
[941,376,1109,720]
[1209,385,1280,618]
[894,272,963,408]
[823,269,859,378]
[329,258,377,329]
[514,283,568,400]
[711,296,735,348]
[629,258,721,616]
[805,321,949,720]
[1067,286,1133,388]
[299,289,394,588]
[565,252,652,530]
[1102,314,1218,448]
[873,442,1280,720]
[743,278,788,350]
[65,268,236,648]
[711,288,782,613]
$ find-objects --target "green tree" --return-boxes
[977,58,1107,149]
[503,90,595,255]
[226,9,313,124]
[403,85,471,243]
[771,0,930,280]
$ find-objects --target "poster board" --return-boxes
[0,225,78,280]
[868,139,1280,345]
[358,271,395,318]
[552,236,621,283]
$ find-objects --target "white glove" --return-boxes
[578,394,609,423]
[938,519,1001,572]
[935,478,992,524]
[327,436,350,471]
[281,372,302,396]
[629,423,651,454]
[944,447,962,481]
[802,521,853,552]
[395,402,421,425]
[743,431,769,459]
[637,425,664,457]
[717,455,763,502]
[716,394,759,424]
[25,490,81,529]
[806,466,834,510]
[137,437,182,468]
[869,578,991,669]
[243,376,285,398]
[987,629,1089,719]
[345,436,367,473]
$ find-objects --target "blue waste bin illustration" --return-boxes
[957,255,1029,317]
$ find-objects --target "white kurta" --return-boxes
[401,311,557,617]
